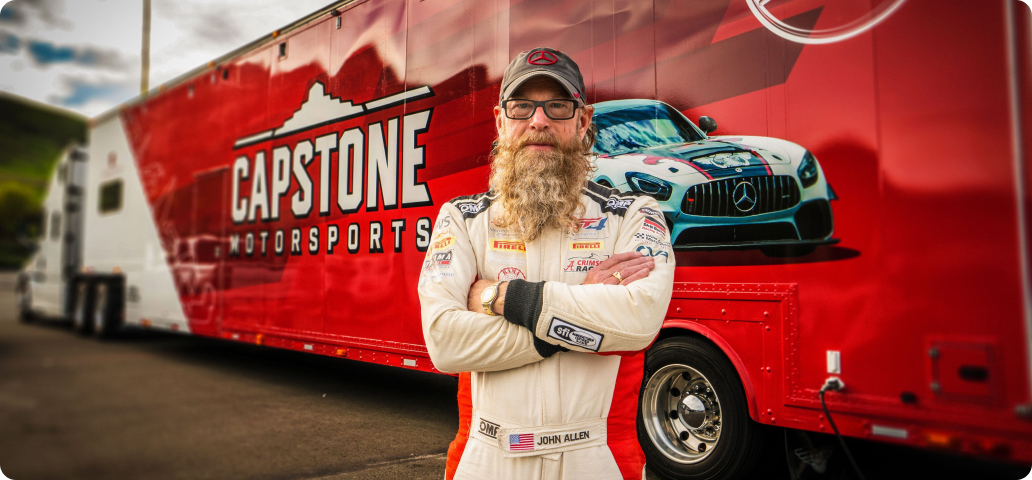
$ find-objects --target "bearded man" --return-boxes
[418,47,675,480]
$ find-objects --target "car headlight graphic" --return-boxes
[797,151,819,188]
[625,172,673,201]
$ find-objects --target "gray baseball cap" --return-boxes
[499,48,587,105]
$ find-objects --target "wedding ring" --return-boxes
[612,271,623,282]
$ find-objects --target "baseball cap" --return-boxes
[499,48,587,106]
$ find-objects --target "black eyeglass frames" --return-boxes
[501,99,579,120]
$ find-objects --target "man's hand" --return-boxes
[466,252,656,314]
[584,251,655,286]
[468,279,509,315]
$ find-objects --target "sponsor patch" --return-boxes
[431,236,455,251]
[547,317,604,352]
[577,217,608,230]
[432,227,452,239]
[633,232,671,249]
[487,251,527,265]
[498,267,526,281]
[563,253,609,272]
[491,239,526,253]
[435,215,452,230]
[570,241,603,251]
[432,250,453,268]
[636,245,669,262]
[640,207,663,218]
[641,218,666,235]
[459,202,485,215]
[605,197,634,210]
[479,419,500,439]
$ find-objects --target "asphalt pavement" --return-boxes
[1,272,1028,480]
[0,273,457,480]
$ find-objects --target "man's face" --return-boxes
[493,76,594,150]
[487,76,595,242]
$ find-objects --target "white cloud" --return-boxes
[0,0,330,117]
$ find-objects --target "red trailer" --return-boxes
[17,0,1032,478]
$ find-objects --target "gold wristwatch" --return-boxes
[480,281,504,315]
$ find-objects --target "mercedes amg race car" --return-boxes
[591,99,837,256]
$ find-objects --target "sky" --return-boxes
[0,0,333,117]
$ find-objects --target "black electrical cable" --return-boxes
[819,383,868,480]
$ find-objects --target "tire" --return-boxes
[72,279,95,335]
[639,336,775,480]
[16,278,33,323]
[92,280,123,339]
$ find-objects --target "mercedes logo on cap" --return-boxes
[527,50,558,65]
[733,182,757,212]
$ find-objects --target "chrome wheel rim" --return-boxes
[642,364,722,464]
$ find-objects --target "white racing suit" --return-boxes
[418,182,675,480]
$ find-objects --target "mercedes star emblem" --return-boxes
[733,181,757,212]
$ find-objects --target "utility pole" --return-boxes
[141,0,151,96]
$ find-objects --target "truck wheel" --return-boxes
[638,336,773,480]
[72,280,95,335]
[16,279,33,323]
[92,281,123,339]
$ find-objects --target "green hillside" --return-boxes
[0,92,87,269]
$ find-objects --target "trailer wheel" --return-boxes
[92,281,123,339]
[72,280,95,335]
[639,336,773,480]
[16,277,33,323]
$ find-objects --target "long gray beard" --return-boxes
[488,131,593,242]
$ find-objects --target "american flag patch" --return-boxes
[508,433,534,451]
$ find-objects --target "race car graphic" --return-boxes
[591,99,837,256]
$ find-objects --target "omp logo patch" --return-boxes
[459,202,485,215]
[491,240,526,252]
[570,241,603,250]
[547,317,603,352]
[606,197,633,210]
[478,419,500,438]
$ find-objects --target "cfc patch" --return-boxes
[570,241,603,251]
[564,253,609,272]
[497,267,526,281]
[546,317,604,352]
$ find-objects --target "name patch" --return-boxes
[547,317,604,352]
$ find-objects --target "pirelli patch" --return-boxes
[546,317,603,352]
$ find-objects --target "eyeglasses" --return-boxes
[501,99,579,120]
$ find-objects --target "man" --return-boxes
[418,47,675,480]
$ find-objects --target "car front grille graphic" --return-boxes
[681,176,801,217]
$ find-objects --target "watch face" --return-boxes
[481,287,494,304]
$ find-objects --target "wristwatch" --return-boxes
[480,281,504,315]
